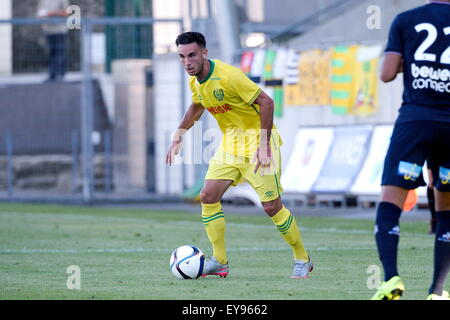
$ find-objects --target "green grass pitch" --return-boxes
[0,203,436,300]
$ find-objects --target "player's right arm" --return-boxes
[381,54,403,83]
[381,14,404,83]
[166,102,204,166]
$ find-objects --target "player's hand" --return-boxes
[166,137,183,166]
[253,143,273,176]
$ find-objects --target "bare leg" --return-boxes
[380,185,409,207]
[200,179,233,204]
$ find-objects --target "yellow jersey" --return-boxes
[190,59,282,157]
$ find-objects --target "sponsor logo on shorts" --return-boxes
[439,166,450,185]
[398,161,422,181]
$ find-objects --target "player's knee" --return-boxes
[434,190,450,211]
[381,186,409,209]
[200,189,220,204]
[435,201,450,212]
[435,196,450,211]
[262,200,281,217]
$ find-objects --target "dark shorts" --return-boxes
[381,121,450,192]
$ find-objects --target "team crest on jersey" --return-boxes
[213,89,225,101]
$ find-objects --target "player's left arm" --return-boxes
[227,67,274,174]
[254,90,274,147]
[253,91,275,175]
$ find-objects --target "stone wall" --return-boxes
[0,154,110,192]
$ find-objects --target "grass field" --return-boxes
[0,202,437,300]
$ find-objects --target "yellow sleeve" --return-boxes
[228,67,262,105]
[191,91,200,104]
[189,77,201,104]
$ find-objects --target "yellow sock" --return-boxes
[271,206,308,262]
[201,202,227,264]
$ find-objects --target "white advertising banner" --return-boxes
[272,48,288,80]
[312,126,372,193]
[350,125,429,197]
[350,125,393,195]
[282,127,334,193]
[418,162,429,197]
[250,49,265,82]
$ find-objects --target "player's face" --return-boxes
[177,42,207,77]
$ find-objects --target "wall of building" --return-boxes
[154,53,185,195]
[0,0,12,75]
[288,0,424,47]
[264,0,324,26]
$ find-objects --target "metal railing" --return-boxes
[0,17,184,203]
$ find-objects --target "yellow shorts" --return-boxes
[205,146,283,202]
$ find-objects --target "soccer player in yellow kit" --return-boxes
[166,32,312,279]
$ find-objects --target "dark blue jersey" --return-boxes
[385,2,450,123]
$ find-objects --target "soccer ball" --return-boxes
[170,245,205,279]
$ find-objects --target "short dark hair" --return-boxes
[175,32,206,48]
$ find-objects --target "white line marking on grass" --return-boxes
[0,248,172,254]
[0,246,432,254]
[0,211,153,225]
[0,211,431,238]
